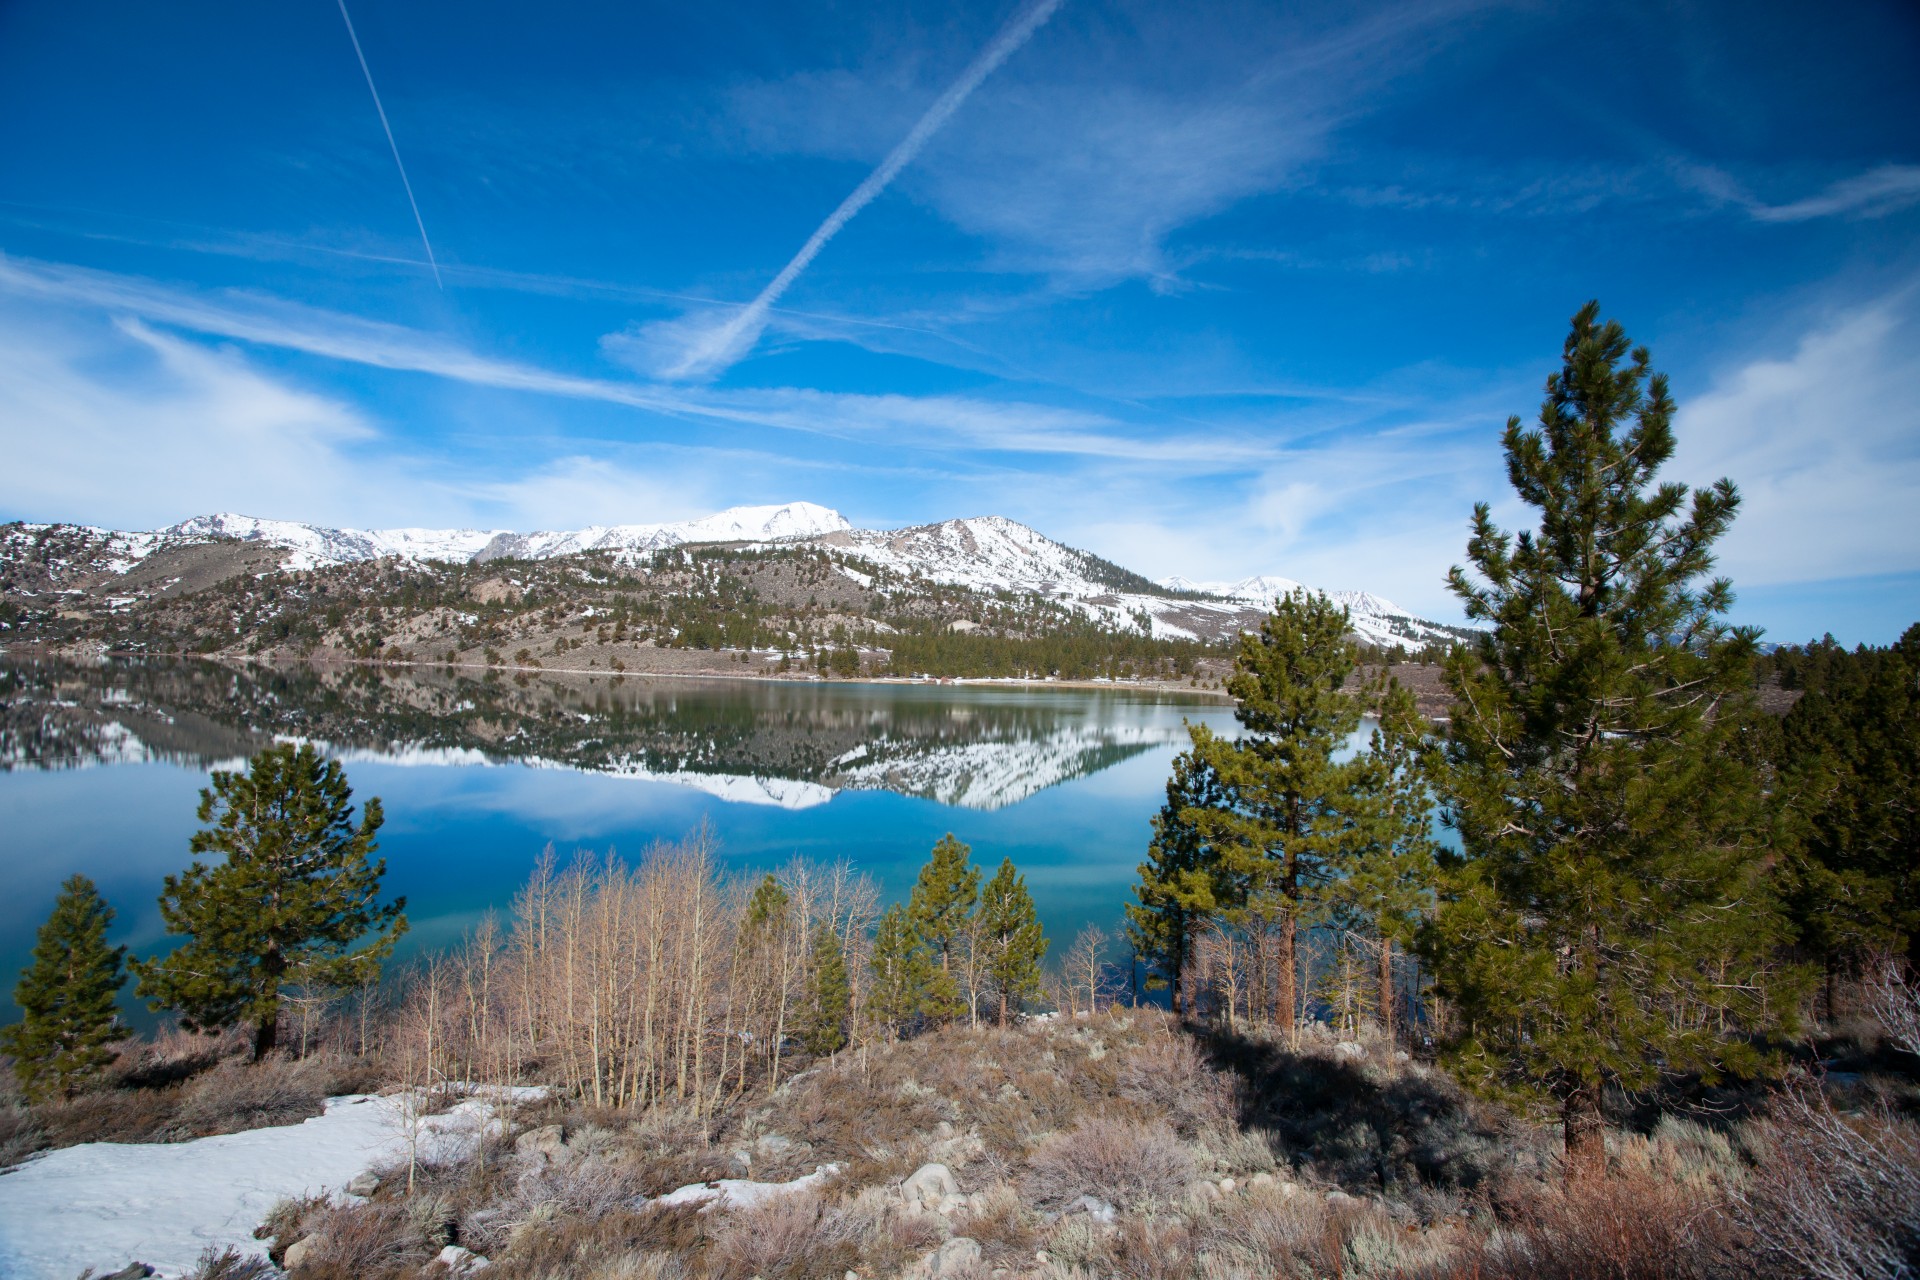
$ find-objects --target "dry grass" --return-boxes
[291,1200,438,1279]
[705,1193,863,1280]
[1026,1115,1196,1211]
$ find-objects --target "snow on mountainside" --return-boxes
[165,503,849,569]
[9,503,1462,647]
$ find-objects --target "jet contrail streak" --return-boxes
[336,0,442,289]
[667,0,1063,379]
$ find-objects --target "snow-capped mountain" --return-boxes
[164,503,849,570]
[10,502,1463,647]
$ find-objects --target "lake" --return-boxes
[0,658,1245,1017]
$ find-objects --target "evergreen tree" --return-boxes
[907,834,978,1021]
[800,921,851,1056]
[1181,589,1375,1036]
[133,743,406,1059]
[2,876,127,1101]
[1127,749,1226,1015]
[1423,302,1799,1171]
[869,903,933,1039]
[1771,625,1920,987]
[978,859,1047,1024]
[1334,680,1440,1045]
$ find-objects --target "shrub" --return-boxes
[706,1194,862,1280]
[1734,1079,1920,1280]
[1116,1032,1234,1138]
[1027,1115,1194,1211]
[175,1056,328,1136]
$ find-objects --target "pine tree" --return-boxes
[1423,301,1800,1172]
[907,834,978,1022]
[1182,589,1375,1037]
[800,921,851,1056]
[978,858,1047,1025]
[1772,625,1920,989]
[1127,749,1226,1014]
[869,903,933,1039]
[2,876,127,1101]
[133,743,407,1059]
[1334,680,1440,1045]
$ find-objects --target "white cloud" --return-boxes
[1747,164,1920,223]
[0,309,384,529]
[1675,291,1920,586]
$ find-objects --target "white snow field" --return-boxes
[0,1091,528,1280]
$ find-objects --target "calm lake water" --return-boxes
[0,658,1245,1017]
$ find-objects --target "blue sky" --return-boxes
[1,0,1916,642]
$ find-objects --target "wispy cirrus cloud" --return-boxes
[721,0,1497,290]
[1675,161,1920,223]
[0,253,1274,473]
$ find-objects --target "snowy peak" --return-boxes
[156,503,850,569]
[1161,574,1309,604]
[815,515,1119,598]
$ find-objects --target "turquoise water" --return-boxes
[0,659,1243,1013]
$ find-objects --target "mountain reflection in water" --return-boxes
[0,659,1217,810]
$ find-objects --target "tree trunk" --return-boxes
[1562,1079,1605,1176]
[1276,912,1296,1045]
[254,1011,279,1061]
[1379,936,1395,1046]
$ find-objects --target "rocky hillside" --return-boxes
[0,506,1469,681]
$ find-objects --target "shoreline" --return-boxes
[2,643,1238,703]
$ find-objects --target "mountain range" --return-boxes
[6,501,1463,648]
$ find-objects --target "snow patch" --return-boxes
[0,1090,533,1280]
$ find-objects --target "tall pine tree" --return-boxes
[1335,680,1441,1046]
[134,743,406,1059]
[978,859,1047,1025]
[869,903,933,1039]
[1424,302,1799,1171]
[907,834,978,1022]
[800,921,851,1056]
[2,876,127,1101]
[1181,589,1375,1038]
[1127,749,1226,1015]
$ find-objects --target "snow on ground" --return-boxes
[652,1163,840,1213]
[0,1090,534,1280]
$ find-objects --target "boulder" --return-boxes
[901,1162,960,1211]
[437,1244,490,1274]
[514,1125,570,1165]
[1068,1195,1117,1226]
[346,1171,381,1198]
[283,1234,327,1270]
[930,1237,982,1277]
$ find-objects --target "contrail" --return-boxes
[665,0,1063,379]
[336,0,442,289]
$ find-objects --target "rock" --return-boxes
[514,1124,570,1165]
[1193,1181,1221,1203]
[438,1244,490,1274]
[755,1133,798,1157]
[346,1171,381,1197]
[728,1148,754,1175]
[902,1162,960,1211]
[1069,1194,1117,1226]
[1326,1190,1361,1208]
[283,1234,327,1270]
[1333,1040,1366,1060]
[930,1237,982,1277]
[98,1267,154,1280]
[934,1193,967,1216]
[1247,1171,1276,1190]
[1218,1177,1236,1194]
